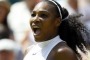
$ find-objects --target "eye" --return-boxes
[31,13,36,17]
[40,14,48,18]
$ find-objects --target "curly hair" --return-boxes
[59,14,90,58]
[43,0,90,59]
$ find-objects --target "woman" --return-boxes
[24,0,89,60]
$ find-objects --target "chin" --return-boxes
[34,35,45,42]
[34,35,41,42]
[34,33,50,42]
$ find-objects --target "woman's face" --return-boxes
[30,2,61,42]
[0,6,7,23]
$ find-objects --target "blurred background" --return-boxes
[9,0,19,4]
[0,0,90,60]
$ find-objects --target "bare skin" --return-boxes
[30,2,61,42]
[0,51,15,60]
[47,42,78,60]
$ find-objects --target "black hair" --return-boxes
[0,1,12,39]
[0,28,12,39]
[0,1,10,27]
[43,0,90,60]
[3,8,10,27]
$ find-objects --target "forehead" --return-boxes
[33,1,55,12]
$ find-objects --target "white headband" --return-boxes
[49,0,62,19]
[0,39,18,51]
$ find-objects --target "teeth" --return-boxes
[33,28,40,35]
[33,26,40,28]
[33,31,36,35]
[31,25,41,35]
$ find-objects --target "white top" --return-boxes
[24,36,63,60]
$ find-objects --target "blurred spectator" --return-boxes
[67,0,79,14]
[7,0,42,52]
[56,0,79,15]
[58,0,90,28]
[0,39,23,60]
[78,0,90,30]
[0,0,13,39]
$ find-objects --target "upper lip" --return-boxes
[31,24,40,29]
[31,23,41,29]
[32,25,40,28]
[31,25,41,34]
[31,24,41,32]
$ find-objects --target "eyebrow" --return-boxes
[33,10,50,14]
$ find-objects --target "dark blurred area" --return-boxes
[0,0,13,39]
[9,0,19,4]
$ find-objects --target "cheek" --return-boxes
[30,21,32,26]
[42,20,55,33]
[41,23,56,40]
[30,19,33,26]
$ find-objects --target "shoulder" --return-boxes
[48,42,78,60]
[54,47,78,60]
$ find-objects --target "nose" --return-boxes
[30,15,41,25]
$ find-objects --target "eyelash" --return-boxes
[31,13,36,17]
[31,13,48,18]
[40,14,48,18]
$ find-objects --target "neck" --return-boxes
[48,29,59,41]
[37,35,61,48]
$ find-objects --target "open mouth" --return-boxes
[32,26,41,35]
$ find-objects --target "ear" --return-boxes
[55,17,61,27]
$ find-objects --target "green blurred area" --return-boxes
[9,0,19,4]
